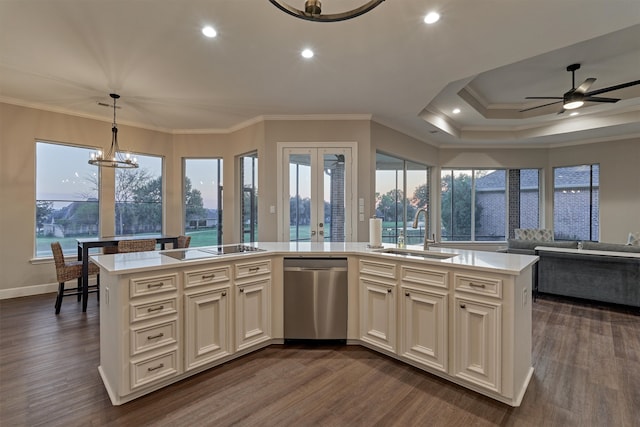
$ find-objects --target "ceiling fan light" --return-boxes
[563,100,584,110]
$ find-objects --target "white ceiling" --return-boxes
[1,0,639,148]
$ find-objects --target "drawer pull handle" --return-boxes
[469,282,486,288]
[221,292,227,297]
[249,267,260,273]
[147,333,164,340]
[147,282,164,289]
[202,274,215,280]
[147,363,164,372]
[460,303,466,309]
[147,305,164,312]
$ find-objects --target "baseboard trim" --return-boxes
[0,283,57,300]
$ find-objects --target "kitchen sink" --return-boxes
[374,248,457,260]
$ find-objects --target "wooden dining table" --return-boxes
[76,235,179,311]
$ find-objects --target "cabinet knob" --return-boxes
[405,292,410,297]
[221,292,227,297]
[387,288,392,293]
[239,288,244,293]
[460,303,466,309]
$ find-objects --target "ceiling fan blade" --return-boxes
[585,79,640,97]
[519,100,562,112]
[584,96,619,103]
[575,78,596,93]
[525,96,563,100]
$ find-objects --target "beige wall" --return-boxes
[1,102,639,296]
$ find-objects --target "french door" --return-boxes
[282,146,353,242]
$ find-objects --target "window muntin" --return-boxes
[375,152,430,244]
[553,164,599,241]
[441,169,507,242]
[114,154,163,237]
[35,142,99,257]
[183,158,223,247]
[240,153,258,243]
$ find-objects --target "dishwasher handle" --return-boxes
[284,267,347,272]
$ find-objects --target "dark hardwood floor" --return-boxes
[1,293,638,427]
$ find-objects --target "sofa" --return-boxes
[504,238,640,308]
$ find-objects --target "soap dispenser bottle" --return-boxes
[397,230,405,249]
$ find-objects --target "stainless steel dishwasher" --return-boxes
[284,257,348,343]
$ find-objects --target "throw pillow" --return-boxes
[628,232,640,246]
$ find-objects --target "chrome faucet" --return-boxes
[412,207,435,250]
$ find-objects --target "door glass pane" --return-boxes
[289,154,312,242]
[240,153,258,243]
[184,158,223,247]
[323,153,346,242]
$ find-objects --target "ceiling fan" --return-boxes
[520,63,640,114]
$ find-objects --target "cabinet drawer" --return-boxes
[130,320,177,356]
[130,273,178,298]
[454,273,502,299]
[184,266,230,288]
[401,266,448,289]
[130,349,178,390]
[130,298,178,323]
[235,259,271,279]
[359,259,397,279]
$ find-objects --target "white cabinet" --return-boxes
[235,259,272,351]
[452,272,503,393]
[359,259,397,353]
[127,272,181,392]
[453,296,501,392]
[184,265,232,371]
[400,264,449,372]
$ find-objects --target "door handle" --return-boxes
[319,230,324,236]
[311,230,316,236]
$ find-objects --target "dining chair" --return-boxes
[51,242,100,314]
[103,246,119,254]
[117,239,157,253]
[177,235,191,248]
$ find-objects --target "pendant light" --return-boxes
[89,93,138,168]
[269,0,385,22]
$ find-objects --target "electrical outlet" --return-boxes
[105,287,109,305]
[522,288,528,306]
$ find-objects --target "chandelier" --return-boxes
[269,0,385,22]
[89,93,138,168]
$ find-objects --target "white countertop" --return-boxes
[91,242,539,276]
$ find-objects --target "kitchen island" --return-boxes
[91,242,538,406]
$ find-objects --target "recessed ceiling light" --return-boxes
[301,48,314,59]
[452,108,461,114]
[202,26,217,38]
[424,12,440,24]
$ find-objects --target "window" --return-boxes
[375,152,430,244]
[553,164,599,241]
[441,169,507,241]
[183,158,223,247]
[240,153,258,243]
[35,142,99,257]
[114,154,163,236]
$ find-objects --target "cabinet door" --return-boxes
[236,278,271,351]
[401,287,448,372]
[360,278,396,352]
[453,297,502,392]
[184,288,230,371]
